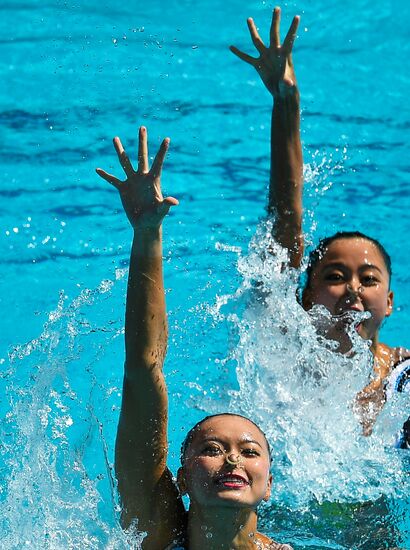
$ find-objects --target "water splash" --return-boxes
[205,220,410,547]
[210,222,410,504]
[0,274,146,549]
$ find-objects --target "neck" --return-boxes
[370,334,380,357]
[186,503,260,550]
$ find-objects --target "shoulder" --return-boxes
[392,347,410,363]
[376,344,410,379]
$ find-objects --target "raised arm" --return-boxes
[230,7,303,267]
[96,127,184,547]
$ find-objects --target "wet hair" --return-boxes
[304,231,392,290]
[180,413,272,465]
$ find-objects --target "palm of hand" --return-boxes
[119,170,166,229]
[96,127,178,229]
[230,7,299,96]
[255,43,295,95]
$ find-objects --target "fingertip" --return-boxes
[165,196,179,206]
[139,126,146,134]
[161,137,170,150]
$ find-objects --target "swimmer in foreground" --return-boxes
[96,127,292,549]
[230,7,410,438]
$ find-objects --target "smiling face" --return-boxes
[178,415,272,510]
[302,237,393,347]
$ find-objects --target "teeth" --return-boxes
[218,476,247,484]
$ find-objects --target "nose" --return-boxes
[225,453,243,466]
[346,282,363,296]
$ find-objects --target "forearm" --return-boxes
[116,225,169,489]
[125,226,167,374]
[269,89,303,267]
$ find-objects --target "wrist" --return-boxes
[133,224,162,239]
[132,225,162,254]
[273,85,300,104]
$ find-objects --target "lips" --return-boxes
[215,473,249,488]
[346,305,363,312]
[334,306,370,335]
[335,303,365,317]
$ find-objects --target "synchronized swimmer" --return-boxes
[230,7,410,442]
[96,6,409,549]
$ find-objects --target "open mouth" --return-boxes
[335,307,368,323]
[336,304,363,316]
[215,474,249,489]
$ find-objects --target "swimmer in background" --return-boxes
[96,128,292,549]
[230,7,410,439]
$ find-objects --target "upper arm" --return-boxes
[115,366,185,545]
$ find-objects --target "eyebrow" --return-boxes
[321,262,384,274]
[199,436,263,449]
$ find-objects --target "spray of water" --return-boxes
[212,222,410,505]
[0,272,146,549]
[205,219,410,547]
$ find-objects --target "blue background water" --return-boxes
[1,0,410,548]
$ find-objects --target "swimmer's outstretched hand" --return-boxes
[96,126,178,229]
[230,7,299,97]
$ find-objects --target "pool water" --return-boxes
[1,0,410,548]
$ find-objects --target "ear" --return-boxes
[385,290,394,318]
[177,467,187,496]
[263,474,272,502]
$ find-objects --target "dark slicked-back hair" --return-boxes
[304,231,392,290]
[180,413,272,465]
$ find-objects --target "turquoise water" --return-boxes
[1,0,410,548]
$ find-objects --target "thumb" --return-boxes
[158,196,179,218]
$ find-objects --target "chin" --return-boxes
[206,491,259,509]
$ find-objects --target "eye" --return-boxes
[200,444,223,456]
[324,271,344,283]
[241,448,260,457]
[361,274,379,286]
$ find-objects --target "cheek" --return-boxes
[363,289,390,313]
[250,459,271,482]
[185,457,219,486]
